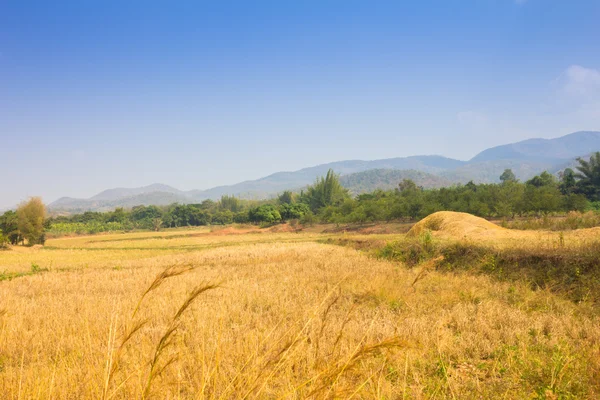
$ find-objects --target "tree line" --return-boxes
[2,153,600,241]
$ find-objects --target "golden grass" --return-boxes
[1,227,599,398]
[0,231,335,274]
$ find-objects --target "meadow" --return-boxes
[1,214,600,399]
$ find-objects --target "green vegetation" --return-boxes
[300,169,350,212]
[502,211,600,231]
[499,168,517,183]
[0,262,48,282]
[374,233,600,304]
[16,197,46,245]
[43,194,314,235]
[0,210,22,244]
[0,231,8,250]
[6,153,600,237]
[0,198,48,246]
[339,168,451,194]
[574,152,600,201]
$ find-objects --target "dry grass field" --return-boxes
[1,217,600,399]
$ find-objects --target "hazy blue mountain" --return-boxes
[45,131,600,212]
[549,152,596,175]
[91,183,184,201]
[186,155,465,200]
[470,131,600,163]
[441,160,557,183]
[50,191,193,212]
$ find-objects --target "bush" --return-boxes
[300,211,315,226]
[248,205,281,224]
[378,237,600,304]
[0,231,9,249]
[377,231,437,266]
[47,221,132,236]
[279,203,310,220]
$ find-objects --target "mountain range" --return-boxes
[47,131,600,213]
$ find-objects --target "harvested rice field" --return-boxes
[1,214,600,399]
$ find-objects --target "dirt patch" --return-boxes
[209,226,262,235]
[322,222,414,235]
[267,223,299,233]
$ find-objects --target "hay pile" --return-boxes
[407,211,600,249]
[407,211,505,239]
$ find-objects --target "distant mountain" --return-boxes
[455,131,600,183]
[91,183,184,201]
[549,152,595,175]
[50,191,193,213]
[441,160,556,183]
[45,131,600,213]
[340,169,454,194]
[470,131,600,163]
[186,155,466,200]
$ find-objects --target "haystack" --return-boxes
[407,211,505,239]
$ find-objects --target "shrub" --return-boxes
[248,205,281,224]
[17,197,46,245]
[380,237,600,304]
[0,231,9,250]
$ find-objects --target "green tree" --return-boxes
[397,179,419,193]
[248,204,281,224]
[17,197,46,245]
[152,218,163,232]
[302,169,349,213]
[220,195,242,212]
[574,152,600,201]
[199,199,217,210]
[279,203,309,220]
[526,171,556,188]
[522,184,562,214]
[233,211,250,223]
[0,210,22,244]
[563,193,588,212]
[107,207,127,223]
[559,168,577,194]
[465,181,478,192]
[499,168,517,183]
[131,205,162,222]
[212,210,234,225]
[0,230,8,248]
[494,181,524,218]
[278,190,295,205]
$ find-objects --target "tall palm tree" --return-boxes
[575,152,600,201]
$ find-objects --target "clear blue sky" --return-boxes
[1,0,599,208]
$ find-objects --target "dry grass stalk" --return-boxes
[411,256,444,288]
[102,263,202,400]
[142,282,221,399]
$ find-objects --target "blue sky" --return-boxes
[1,0,599,208]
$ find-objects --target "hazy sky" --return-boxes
[1,0,600,208]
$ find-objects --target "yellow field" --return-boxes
[1,226,600,399]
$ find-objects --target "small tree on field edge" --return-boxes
[17,197,47,245]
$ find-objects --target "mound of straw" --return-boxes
[408,211,600,250]
[407,211,505,238]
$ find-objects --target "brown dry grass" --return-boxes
[0,227,599,398]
